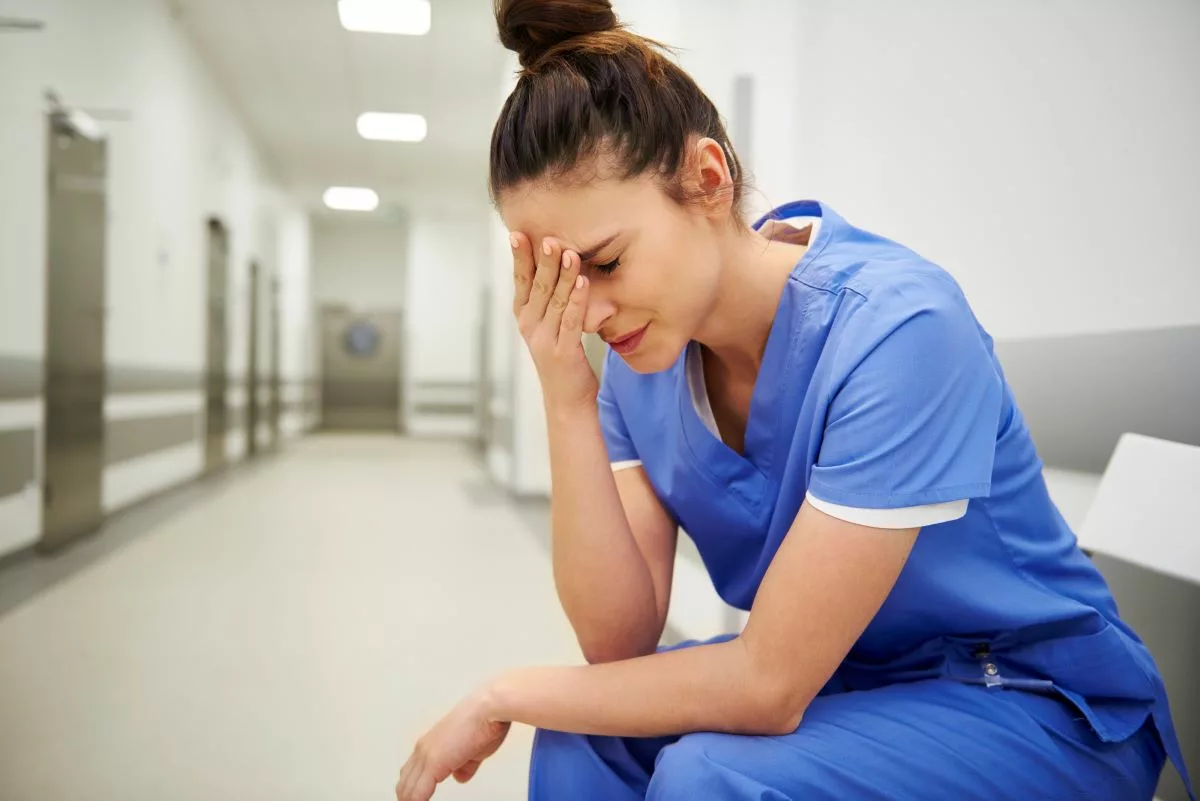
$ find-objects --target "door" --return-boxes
[204,218,229,472]
[268,274,282,446]
[245,260,260,456]
[320,307,402,431]
[41,109,107,550]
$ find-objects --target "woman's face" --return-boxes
[499,171,726,374]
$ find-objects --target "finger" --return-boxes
[557,274,589,345]
[395,762,411,801]
[412,770,437,801]
[396,753,421,801]
[523,237,562,321]
[542,249,577,334]
[510,232,534,316]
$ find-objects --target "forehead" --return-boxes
[498,174,664,249]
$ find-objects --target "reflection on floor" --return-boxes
[0,435,579,801]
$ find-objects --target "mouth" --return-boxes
[605,323,649,356]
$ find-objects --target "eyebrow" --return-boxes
[576,234,619,263]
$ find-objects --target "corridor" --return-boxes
[0,437,577,801]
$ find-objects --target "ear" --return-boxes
[684,136,738,217]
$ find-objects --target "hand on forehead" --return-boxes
[498,172,658,253]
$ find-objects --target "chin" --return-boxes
[617,338,683,375]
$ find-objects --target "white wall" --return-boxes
[404,210,489,437]
[311,215,408,311]
[276,206,317,434]
[0,0,312,553]
[785,0,1200,340]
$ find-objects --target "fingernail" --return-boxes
[509,234,519,249]
[575,275,584,289]
[561,252,572,270]
[542,240,552,256]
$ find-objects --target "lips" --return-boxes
[606,323,649,356]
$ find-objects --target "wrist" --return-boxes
[544,397,598,425]
[479,671,521,723]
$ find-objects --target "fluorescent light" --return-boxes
[338,0,430,35]
[323,187,379,212]
[357,112,426,142]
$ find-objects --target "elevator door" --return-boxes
[320,307,402,431]
[245,261,260,456]
[41,111,107,550]
[204,219,229,472]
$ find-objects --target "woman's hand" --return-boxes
[395,689,511,801]
[511,232,598,411]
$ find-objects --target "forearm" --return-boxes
[487,637,800,738]
[545,401,661,659]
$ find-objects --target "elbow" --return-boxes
[743,677,814,736]
[580,643,630,665]
[750,692,808,736]
[577,627,660,665]
[760,701,807,736]
[579,638,656,665]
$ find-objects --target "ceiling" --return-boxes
[170,0,510,215]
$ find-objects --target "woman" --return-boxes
[396,1,1193,799]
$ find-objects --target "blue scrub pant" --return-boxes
[529,653,1165,800]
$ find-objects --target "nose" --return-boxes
[583,291,615,336]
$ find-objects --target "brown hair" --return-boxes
[489,0,745,216]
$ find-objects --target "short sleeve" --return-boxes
[807,293,1003,510]
[597,352,640,466]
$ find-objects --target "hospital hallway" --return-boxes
[3,1,1198,799]
[0,436,578,801]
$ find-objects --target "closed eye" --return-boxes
[593,257,620,275]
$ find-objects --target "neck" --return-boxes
[694,226,808,377]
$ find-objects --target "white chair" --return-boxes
[1078,433,1199,801]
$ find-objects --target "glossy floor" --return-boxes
[0,435,578,801]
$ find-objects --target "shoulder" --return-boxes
[805,243,987,375]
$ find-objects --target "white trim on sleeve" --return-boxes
[805,491,968,529]
[610,459,643,472]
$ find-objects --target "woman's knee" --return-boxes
[645,735,718,801]
[529,729,648,801]
[647,732,834,801]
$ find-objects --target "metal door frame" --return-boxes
[204,217,229,473]
[268,273,282,447]
[40,105,108,551]
[245,260,260,457]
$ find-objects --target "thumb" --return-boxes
[452,760,481,784]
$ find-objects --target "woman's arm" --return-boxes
[546,403,678,664]
[513,232,676,664]
[396,499,917,800]
[490,501,917,736]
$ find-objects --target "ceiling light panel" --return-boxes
[323,186,380,211]
[357,112,427,142]
[338,0,431,36]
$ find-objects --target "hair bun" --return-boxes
[495,0,620,70]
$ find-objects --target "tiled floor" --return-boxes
[0,435,580,801]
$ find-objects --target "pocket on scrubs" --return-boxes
[1004,622,1157,743]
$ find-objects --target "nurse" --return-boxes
[396,1,1194,799]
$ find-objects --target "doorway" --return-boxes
[268,275,282,446]
[245,260,260,457]
[40,109,108,551]
[204,218,229,473]
[319,307,402,432]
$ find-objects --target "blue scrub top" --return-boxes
[597,200,1191,789]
